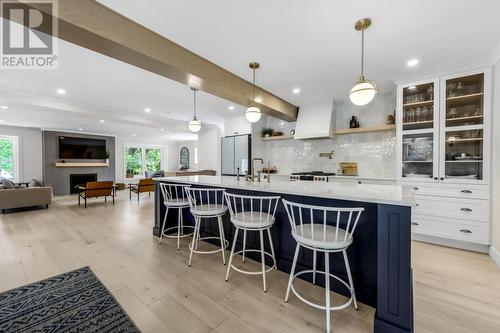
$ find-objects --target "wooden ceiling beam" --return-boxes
[3,0,298,121]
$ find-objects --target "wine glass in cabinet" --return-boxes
[397,79,439,181]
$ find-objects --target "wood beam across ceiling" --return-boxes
[2,0,298,121]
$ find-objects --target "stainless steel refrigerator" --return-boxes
[221,134,251,176]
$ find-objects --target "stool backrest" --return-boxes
[159,183,190,204]
[184,187,226,211]
[282,199,364,244]
[224,192,280,225]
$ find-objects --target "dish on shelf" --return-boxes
[445,174,478,179]
[403,174,432,178]
[452,156,482,160]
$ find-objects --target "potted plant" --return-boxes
[105,151,110,164]
[261,128,274,138]
[126,168,134,178]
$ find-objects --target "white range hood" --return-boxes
[293,101,336,139]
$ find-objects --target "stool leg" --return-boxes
[225,227,239,282]
[194,217,201,250]
[313,250,317,284]
[343,250,358,310]
[180,208,184,235]
[259,230,267,292]
[266,229,277,269]
[325,252,331,333]
[285,243,300,302]
[217,216,226,265]
[159,207,169,244]
[176,208,181,250]
[189,217,200,267]
[242,229,247,262]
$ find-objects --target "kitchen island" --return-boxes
[153,176,414,333]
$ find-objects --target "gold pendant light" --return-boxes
[349,18,377,106]
[245,62,261,123]
[188,87,202,133]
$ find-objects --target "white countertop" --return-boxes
[153,175,414,206]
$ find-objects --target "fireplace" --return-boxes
[70,173,97,194]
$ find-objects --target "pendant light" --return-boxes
[245,62,261,123]
[188,87,202,133]
[349,18,377,106]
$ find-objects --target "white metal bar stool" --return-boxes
[185,187,229,267]
[224,192,280,292]
[158,183,194,249]
[282,199,364,333]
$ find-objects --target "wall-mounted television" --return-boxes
[59,136,106,159]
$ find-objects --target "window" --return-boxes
[124,145,163,178]
[0,136,18,181]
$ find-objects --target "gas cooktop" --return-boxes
[290,171,336,181]
[291,171,337,176]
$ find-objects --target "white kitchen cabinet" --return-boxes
[224,115,252,136]
[397,67,492,249]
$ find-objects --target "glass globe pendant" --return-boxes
[245,62,261,123]
[188,87,202,133]
[349,18,377,106]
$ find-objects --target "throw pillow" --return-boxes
[1,179,16,189]
[29,179,41,187]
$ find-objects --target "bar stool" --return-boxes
[185,187,229,266]
[224,192,280,292]
[282,199,364,333]
[158,183,194,250]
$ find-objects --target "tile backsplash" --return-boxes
[262,93,397,179]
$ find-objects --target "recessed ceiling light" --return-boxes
[407,59,419,67]
[56,88,66,94]
[255,97,262,103]
[78,128,83,131]
[160,128,164,131]
[144,108,151,113]
[99,119,105,123]
[132,133,136,137]
[0,105,8,109]
[408,86,416,90]
[292,88,301,94]
[228,105,235,110]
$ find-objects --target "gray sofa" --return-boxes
[0,187,53,213]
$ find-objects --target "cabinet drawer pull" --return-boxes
[460,208,472,212]
[411,222,419,226]
[413,187,419,190]
[415,203,419,207]
[460,189,472,194]
[460,229,472,234]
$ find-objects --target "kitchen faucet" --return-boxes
[252,158,264,182]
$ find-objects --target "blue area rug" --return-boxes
[0,266,140,332]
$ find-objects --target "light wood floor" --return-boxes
[0,194,499,333]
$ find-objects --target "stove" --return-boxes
[290,171,336,182]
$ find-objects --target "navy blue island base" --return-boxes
[153,179,413,333]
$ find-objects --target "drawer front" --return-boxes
[411,216,489,244]
[411,185,489,199]
[414,195,489,222]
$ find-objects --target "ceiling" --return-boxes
[1,1,500,141]
[98,0,500,104]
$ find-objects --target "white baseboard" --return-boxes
[412,233,489,253]
[490,246,500,267]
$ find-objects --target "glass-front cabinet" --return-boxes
[397,68,490,183]
[397,79,439,181]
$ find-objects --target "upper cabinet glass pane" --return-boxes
[444,129,483,180]
[445,73,484,127]
[402,83,435,131]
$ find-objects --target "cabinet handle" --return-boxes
[460,190,472,194]
[411,222,419,226]
[460,229,472,234]
[415,203,419,207]
[433,177,438,180]
[413,187,419,190]
[460,208,472,212]
[440,177,445,181]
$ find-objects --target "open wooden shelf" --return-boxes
[334,124,396,135]
[261,134,294,141]
[55,162,109,167]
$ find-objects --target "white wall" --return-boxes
[0,125,43,182]
[256,92,396,178]
[491,56,500,263]
[197,127,221,173]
